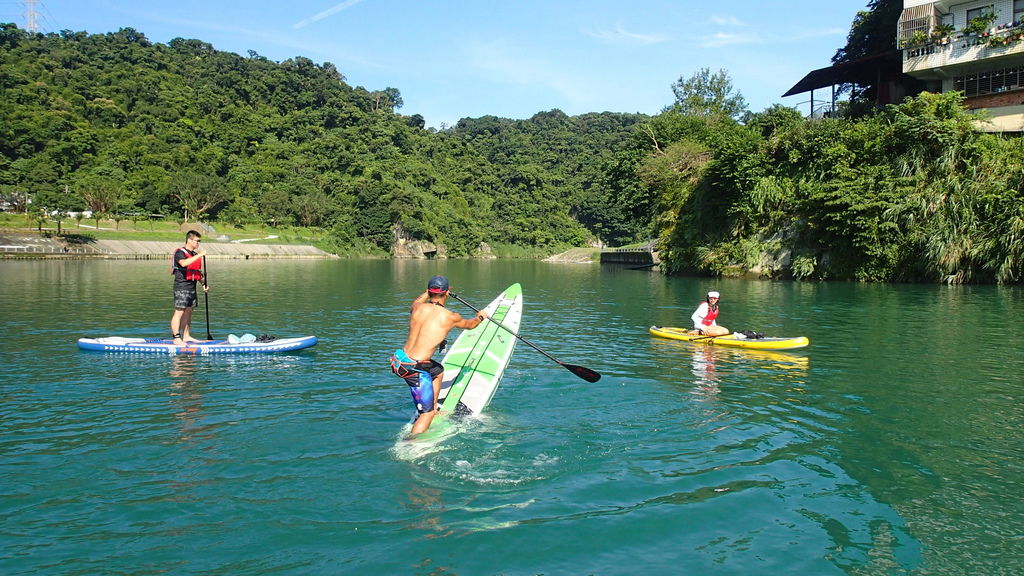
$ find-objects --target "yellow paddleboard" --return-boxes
[649,326,809,350]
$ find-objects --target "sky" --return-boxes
[3,0,873,128]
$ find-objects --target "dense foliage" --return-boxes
[2,20,1023,283]
[631,93,1024,284]
[0,24,640,256]
[832,0,903,65]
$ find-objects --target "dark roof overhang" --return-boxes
[783,50,903,97]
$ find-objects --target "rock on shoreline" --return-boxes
[544,248,600,263]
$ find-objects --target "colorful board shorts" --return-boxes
[391,349,444,414]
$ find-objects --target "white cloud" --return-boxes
[701,32,762,48]
[293,0,365,30]
[586,23,667,45]
[710,15,747,27]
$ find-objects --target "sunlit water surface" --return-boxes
[2,259,1022,575]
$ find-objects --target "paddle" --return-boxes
[692,331,764,341]
[654,326,719,341]
[449,291,601,383]
[202,256,212,340]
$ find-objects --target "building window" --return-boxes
[1015,0,1024,24]
[954,66,1024,97]
[899,4,935,46]
[966,6,995,26]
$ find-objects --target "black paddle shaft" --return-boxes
[202,256,212,340]
[449,291,601,383]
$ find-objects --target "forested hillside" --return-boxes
[630,96,1024,284]
[0,23,642,256]
[3,19,1023,283]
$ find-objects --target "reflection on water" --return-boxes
[689,345,721,399]
[168,356,206,445]
[652,337,811,399]
[403,482,454,539]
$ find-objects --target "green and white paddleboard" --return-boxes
[405,283,522,444]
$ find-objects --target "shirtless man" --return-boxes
[390,275,488,434]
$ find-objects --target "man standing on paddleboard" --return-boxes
[170,230,208,345]
[391,275,488,434]
[690,290,730,337]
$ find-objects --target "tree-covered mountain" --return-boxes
[0,23,644,256]
[3,17,1022,284]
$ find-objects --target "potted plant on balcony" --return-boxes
[963,11,997,36]
[988,34,1010,47]
[931,23,955,44]
[906,30,929,48]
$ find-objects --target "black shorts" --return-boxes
[395,359,444,385]
[173,287,198,309]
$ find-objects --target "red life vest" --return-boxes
[171,248,203,282]
[700,302,719,326]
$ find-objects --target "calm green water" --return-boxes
[2,259,1022,575]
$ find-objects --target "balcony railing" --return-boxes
[903,22,1024,73]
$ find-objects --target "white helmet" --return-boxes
[707,291,720,299]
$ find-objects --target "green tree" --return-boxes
[667,68,748,120]
[833,0,902,65]
[292,190,334,227]
[34,185,83,234]
[831,0,912,104]
[219,196,262,227]
[169,171,229,222]
[76,174,122,228]
[259,188,294,227]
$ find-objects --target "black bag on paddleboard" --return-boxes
[738,330,765,339]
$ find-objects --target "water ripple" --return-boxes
[3,261,1022,574]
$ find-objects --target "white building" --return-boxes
[900,0,1024,131]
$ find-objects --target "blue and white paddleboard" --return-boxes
[76,335,318,355]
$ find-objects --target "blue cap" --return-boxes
[427,275,449,293]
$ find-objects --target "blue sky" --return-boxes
[4,0,872,128]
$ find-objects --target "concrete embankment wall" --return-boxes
[0,233,335,259]
[599,250,659,266]
[93,240,334,259]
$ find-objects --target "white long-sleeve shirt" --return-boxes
[691,302,717,330]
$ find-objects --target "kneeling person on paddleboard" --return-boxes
[690,291,729,337]
[391,275,488,434]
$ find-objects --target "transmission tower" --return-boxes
[23,0,42,33]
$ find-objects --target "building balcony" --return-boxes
[904,26,1024,77]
